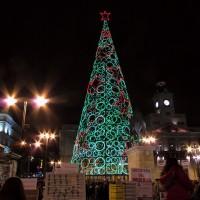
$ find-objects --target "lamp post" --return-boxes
[39,131,56,176]
[4,95,49,138]
[21,100,28,138]
[4,94,49,176]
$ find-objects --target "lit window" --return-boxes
[4,125,8,134]
[8,128,12,136]
[4,146,11,153]
[155,101,159,108]
[0,122,3,132]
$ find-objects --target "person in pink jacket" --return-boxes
[160,157,194,200]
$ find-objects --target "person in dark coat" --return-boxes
[160,157,193,200]
[191,181,200,200]
[0,177,27,200]
[102,180,109,200]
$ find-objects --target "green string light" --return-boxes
[71,13,133,175]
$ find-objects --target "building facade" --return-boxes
[59,124,78,163]
[146,81,187,130]
[144,82,200,179]
[0,113,21,184]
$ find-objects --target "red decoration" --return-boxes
[100,11,111,21]
[80,132,86,137]
[114,91,130,115]
[75,131,86,145]
[122,151,127,160]
[82,142,89,150]
[87,75,103,94]
[107,66,123,84]
[87,105,96,113]
[96,46,113,60]
[101,30,111,38]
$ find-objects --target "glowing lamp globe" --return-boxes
[34,96,49,107]
[4,96,17,107]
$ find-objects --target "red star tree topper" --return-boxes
[100,11,111,21]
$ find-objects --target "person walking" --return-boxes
[160,157,193,200]
[0,177,27,200]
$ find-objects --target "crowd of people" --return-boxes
[86,180,109,200]
[0,158,200,200]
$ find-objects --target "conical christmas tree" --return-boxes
[72,11,133,175]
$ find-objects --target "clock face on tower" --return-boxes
[163,99,170,106]
[155,101,159,108]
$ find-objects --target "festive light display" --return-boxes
[71,11,133,175]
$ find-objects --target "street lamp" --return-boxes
[19,140,42,177]
[4,94,49,177]
[4,96,17,106]
[141,136,156,144]
[20,140,27,146]
[34,140,42,148]
[39,130,56,176]
[4,94,49,138]
[50,160,61,172]
[57,160,61,166]
[33,96,49,108]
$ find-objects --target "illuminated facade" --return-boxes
[0,113,21,183]
[146,82,187,131]
[0,113,21,153]
[144,82,200,178]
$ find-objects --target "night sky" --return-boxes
[0,2,200,129]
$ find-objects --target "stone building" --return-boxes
[59,124,78,163]
[0,113,21,184]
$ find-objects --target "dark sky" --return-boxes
[0,2,200,129]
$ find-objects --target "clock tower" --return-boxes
[146,81,187,130]
[153,81,175,116]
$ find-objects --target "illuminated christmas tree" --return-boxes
[71,11,133,175]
